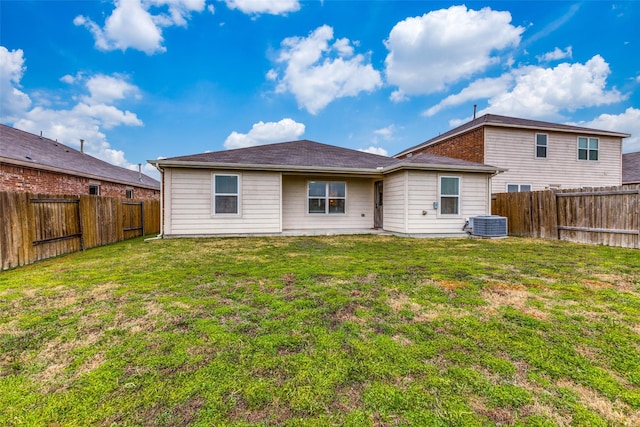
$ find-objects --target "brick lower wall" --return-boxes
[408,127,485,163]
[0,163,159,200]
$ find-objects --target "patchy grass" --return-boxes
[1,235,639,426]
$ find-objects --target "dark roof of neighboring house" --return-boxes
[622,152,640,184]
[151,139,504,175]
[0,124,160,190]
[395,113,631,157]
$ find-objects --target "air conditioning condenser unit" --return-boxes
[469,215,508,238]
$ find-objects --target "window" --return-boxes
[89,184,100,195]
[125,188,134,199]
[507,184,532,193]
[535,134,547,158]
[439,176,460,215]
[213,174,239,215]
[308,181,345,214]
[578,137,598,161]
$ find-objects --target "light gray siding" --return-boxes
[281,175,374,230]
[382,170,490,235]
[486,128,622,192]
[382,171,407,233]
[405,171,490,234]
[164,168,281,235]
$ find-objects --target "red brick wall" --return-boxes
[407,127,485,163]
[0,163,159,200]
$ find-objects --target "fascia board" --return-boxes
[2,157,160,190]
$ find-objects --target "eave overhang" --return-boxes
[2,157,160,191]
[148,159,505,176]
[394,121,631,158]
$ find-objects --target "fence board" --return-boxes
[1,191,160,270]
[492,185,639,249]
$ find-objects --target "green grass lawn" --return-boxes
[1,235,639,426]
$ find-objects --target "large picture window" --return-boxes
[213,174,239,214]
[578,137,598,161]
[308,181,345,214]
[439,176,460,215]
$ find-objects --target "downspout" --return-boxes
[488,169,505,215]
[145,162,165,241]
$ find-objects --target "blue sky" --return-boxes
[1,0,639,179]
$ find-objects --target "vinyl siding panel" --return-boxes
[165,168,281,235]
[282,175,374,230]
[382,171,407,233]
[404,171,490,234]
[485,128,622,193]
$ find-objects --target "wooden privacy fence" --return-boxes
[492,185,640,249]
[0,192,160,270]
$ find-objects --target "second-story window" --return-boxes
[535,134,547,158]
[578,137,598,161]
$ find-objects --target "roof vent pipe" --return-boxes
[80,139,85,153]
[473,104,477,119]
[138,163,142,180]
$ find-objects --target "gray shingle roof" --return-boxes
[396,114,631,157]
[0,124,160,190]
[623,152,640,184]
[153,139,503,174]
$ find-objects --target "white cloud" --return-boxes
[358,146,389,156]
[2,46,145,173]
[223,0,300,15]
[423,74,513,117]
[569,108,640,153]
[389,90,408,103]
[374,125,396,141]
[485,55,625,118]
[384,5,523,96]
[224,118,305,149]
[74,0,205,54]
[82,74,141,105]
[432,55,625,120]
[537,46,573,62]
[0,46,32,122]
[269,25,382,114]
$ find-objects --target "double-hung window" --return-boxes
[535,134,548,158]
[439,176,460,215]
[578,137,598,161]
[213,174,239,215]
[308,181,345,214]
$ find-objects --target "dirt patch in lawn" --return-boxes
[556,379,640,426]
[481,283,549,320]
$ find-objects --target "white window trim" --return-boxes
[577,136,599,161]
[212,173,241,216]
[307,181,347,215]
[535,133,548,159]
[89,183,100,196]
[506,183,532,193]
[438,175,461,217]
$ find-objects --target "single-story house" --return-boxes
[395,114,630,193]
[622,152,640,185]
[0,124,160,200]
[149,140,504,237]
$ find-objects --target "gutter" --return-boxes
[148,160,387,177]
[394,123,631,158]
[148,159,505,176]
[1,157,160,191]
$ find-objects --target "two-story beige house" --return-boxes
[395,114,630,193]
